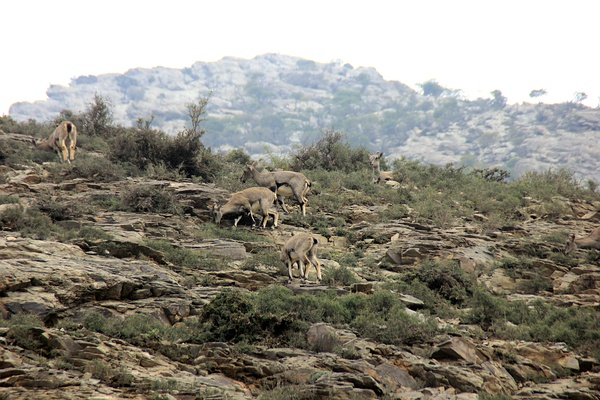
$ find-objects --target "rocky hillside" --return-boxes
[1,134,600,399]
[8,54,600,184]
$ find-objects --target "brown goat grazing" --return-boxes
[35,121,78,164]
[212,187,279,229]
[563,226,600,254]
[241,162,311,216]
[280,233,321,283]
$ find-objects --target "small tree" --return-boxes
[82,93,114,137]
[418,80,446,97]
[529,88,547,100]
[184,95,209,139]
[291,129,370,172]
[572,92,587,104]
[417,80,460,98]
[489,90,507,109]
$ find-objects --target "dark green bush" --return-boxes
[0,206,56,239]
[349,290,437,345]
[120,185,183,214]
[145,239,212,269]
[65,154,128,182]
[4,314,46,353]
[516,168,592,202]
[224,148,253,165]
[290,129,371,172]
[467,290,600,355]
[0,115,47,137]
[192,289,306,346]
[80,93,114,138]
[322,265,358,286]
[241,249,281,271]
[106,98,224,181]
[404,261,474,305]
[0,195,20,205]
[108,124,168,170]
[36,194,83,221]
[82,311,110,333]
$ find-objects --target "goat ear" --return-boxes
[251,160,258,167]
[378,152,383,157]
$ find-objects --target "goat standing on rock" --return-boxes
[241,162,311,216]
[212,187,279,229]
[281,233,322,283]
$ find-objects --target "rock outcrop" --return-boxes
[1,162,599,399]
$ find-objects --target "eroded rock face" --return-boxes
[0,172,599,399]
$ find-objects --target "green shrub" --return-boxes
[0,195,20,205]
[192,289,303,345]
[121,185,183,214]
[36,194,83,221]
[585,249,600,264]
[322,265,358,286]
[64,154,128,182]
[196,222,267,242]
[5,314,46,352]
[108,123,166,169]
[224,148,253,165]
[150,379,180,393]
[145,239,210,269]
[80,93,114,138]
[78,226,114,241]
[477,393,514,400]
[85,360,134,387]
[259,385,316,400]
[405,261,474,305]
[382,279,456,318]
[90,193,124,211]
[309,329,340,353]
[516,168,592,202]
[468,290,600,355]
[0,205,61,239]
[290,129,371,172]
[350,291,437,345]
[242,249,281,271]
[106,98,223,181]
[0,115,48,137]
[467,288,510,327]
[82,311,110,333]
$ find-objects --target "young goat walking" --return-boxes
[280,233,322,283]
[35,121,78,164]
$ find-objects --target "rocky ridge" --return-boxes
[8,53,600,183]
[0,158,599,399]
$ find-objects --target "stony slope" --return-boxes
[8,54,600,183]
[1,154,600,399]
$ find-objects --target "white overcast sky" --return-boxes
[1,0,598,116]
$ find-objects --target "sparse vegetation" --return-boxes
[1,99,600,398]
[121,185,183,214]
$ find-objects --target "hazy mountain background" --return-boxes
[9,53,600,183]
